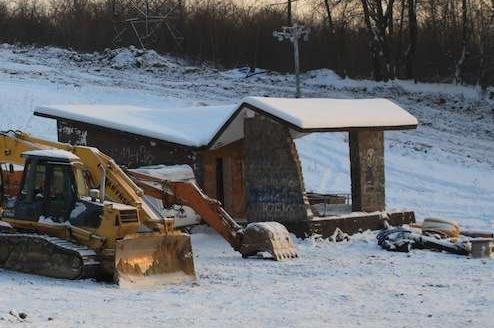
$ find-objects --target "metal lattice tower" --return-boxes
[112,0,184,49]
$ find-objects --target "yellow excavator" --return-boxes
[0,130,297,286]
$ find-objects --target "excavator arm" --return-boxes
[126,170,244,250]
[127,170,299,260]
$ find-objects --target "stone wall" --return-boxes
[244,114,312,223]
[349,130,385,212]
[57,120,201,180]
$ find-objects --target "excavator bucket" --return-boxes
[114,233,196,287]
[240,222,298,260]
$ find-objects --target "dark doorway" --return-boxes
[216,158,224,205]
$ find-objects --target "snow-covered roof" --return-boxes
[22,149,80,161]
[241,97,418,130]
[207,97,417,148]
[35,104,237,148]
[35,97,417,149]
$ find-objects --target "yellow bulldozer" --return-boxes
[0,130,297,286]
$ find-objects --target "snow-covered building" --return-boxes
[35,97,418,236]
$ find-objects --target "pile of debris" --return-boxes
[105,47,174,69]
[377,217,493,258]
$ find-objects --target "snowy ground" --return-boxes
[2,230,493,328]
[0,44,493,327]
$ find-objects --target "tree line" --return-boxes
[0,0,493,88]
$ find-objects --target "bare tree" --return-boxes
[323,0,335,35]
[474,0,494,92]
[287,0,292,25]
[455,0,469,84]
[360,0,396,81]
[405,0,417,80]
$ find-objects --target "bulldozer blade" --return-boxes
[115,233,196,287]
[240,222,298,260]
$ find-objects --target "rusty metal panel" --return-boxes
[230,154,245,219]
[201,155,217,201]
[200,140,246,220]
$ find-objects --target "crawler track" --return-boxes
[0,233,100,279]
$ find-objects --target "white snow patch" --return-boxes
[36,104,237,147]
[243,96,418,129]
[222,67,268,79]
[305,68,343,84]
[69,203,87,220]
[110,48,137,69]
[134,164,195,182]
[38,216,68,225]
[106,47,184,70]
[22,149,79,160]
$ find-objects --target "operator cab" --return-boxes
[1,150,103,227]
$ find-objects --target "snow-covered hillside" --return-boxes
[0,44,493,328]
[1,44,492,228]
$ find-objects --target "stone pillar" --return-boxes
[349,130,385,212]
[244,114,312,223]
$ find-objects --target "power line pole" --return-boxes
[273,24,310,98]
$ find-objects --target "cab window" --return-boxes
[48,166,68,198]
[33,164,46,196]
[19,161,46,201]
[74,167,90,197]
[44,164,76,219]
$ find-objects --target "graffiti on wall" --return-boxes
[244,115,311,223]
